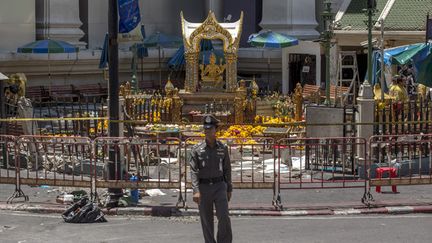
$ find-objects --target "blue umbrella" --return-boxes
[143,32,183,48]
[17,39,79,53]
[248,30,299,48]
[143,32,183,88]
[137,25,149,59]
[99,33,109,69]
[168,45,186,70]
[248,30,299,91]
[129,25,150,90]
[17,39,79,84]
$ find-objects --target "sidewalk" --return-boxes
[1,184,432,217]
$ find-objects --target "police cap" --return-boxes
[203,114,219,129]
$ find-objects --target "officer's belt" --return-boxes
[199,176,224,185]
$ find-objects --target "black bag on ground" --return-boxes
[62,197,107,223]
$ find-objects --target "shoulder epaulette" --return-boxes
[192,141,206,150]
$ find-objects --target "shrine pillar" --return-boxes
[185,52,199,93]
[225,53,238,92]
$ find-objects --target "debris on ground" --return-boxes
[145,189,166,197]
[62,197,107,223]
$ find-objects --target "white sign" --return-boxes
[0,72,9,80]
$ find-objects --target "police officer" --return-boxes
[189,114,232,243]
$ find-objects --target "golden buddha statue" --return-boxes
[119,81,132,97]
[293,83,303,121]
[373,83,392,101]
[417,83,428,102]
[199,52,225,88]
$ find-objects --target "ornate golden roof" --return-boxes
[180,11,243,53]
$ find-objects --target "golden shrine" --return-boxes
[178,11,244,121]
[181,11,242,93]
[121,11,303,127]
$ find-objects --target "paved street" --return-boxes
[1,210,432,243]
[3,183,432,212]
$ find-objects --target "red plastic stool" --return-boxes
[375,167,398,193]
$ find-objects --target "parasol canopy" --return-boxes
[17,39,79,54]
[248,30,299,48]
[143,32,182,48]
[248,30,299,91]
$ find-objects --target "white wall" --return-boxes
[86,0,205,50]
[141,0,205,37]
[282,41,321,94]
[87,0,108,49]
[0,0,35,52]
[261,0,319,40]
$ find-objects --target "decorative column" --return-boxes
[225,53,238,92]
[321,0,335,106]
[185,52,199,93]
[171,89,183,123]
[36,0,86,48]
[205,0,224,21]
[293,83,303,121]
[260,0,319,40]
[234,83,247,124]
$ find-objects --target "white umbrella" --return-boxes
[0,72,8,80]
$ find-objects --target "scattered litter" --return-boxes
[290,156,306,170]
[232,166,254,172]
[172,182,193,193]
[145,189,166,197]
[118,196,136,207]
[70,190,87,201]
[161,157,178,164]
[56,194,74,204]
[232,157,306,174]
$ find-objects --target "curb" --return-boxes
[2,203,432,217]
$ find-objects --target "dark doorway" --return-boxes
[356,54,367,83]
[223,0,262,47]
[79,0,89,48]
[289,54,316,93]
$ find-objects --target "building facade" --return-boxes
[333,0,432,85]
[7,0,428,95]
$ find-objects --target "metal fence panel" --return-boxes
[369,134,432,188]
[182,137,275,206]
[274,137,367,208]
[93,137,182,190]
[0,136,18,186]
[16,136,93,189]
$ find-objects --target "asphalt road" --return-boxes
[0,211,432,243]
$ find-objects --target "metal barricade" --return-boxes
[93,137,183,205]
[183,137,275,207]
[0,135,27,203]
[16,136,93,193]
[0,136,17,185]
[368,134,432,192]
[274,137,368,209]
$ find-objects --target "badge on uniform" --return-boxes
[205,116,211,123]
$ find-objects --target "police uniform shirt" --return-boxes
[189,140,232,194]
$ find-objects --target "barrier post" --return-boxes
[357,82,374,174]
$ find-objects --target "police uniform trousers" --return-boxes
[198,181,232,243]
